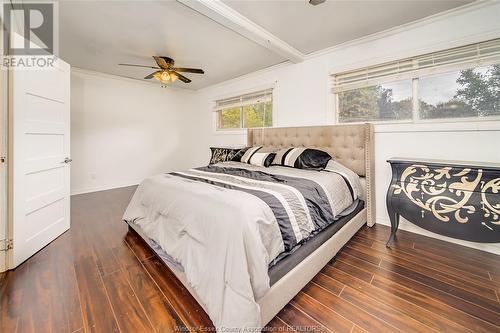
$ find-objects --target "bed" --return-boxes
[123,123,375,330]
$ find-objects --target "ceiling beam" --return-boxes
[177,0,305,63]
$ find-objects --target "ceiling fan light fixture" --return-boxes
[160,71,171,82]
[119,56,204,85]
[169,72,179,82]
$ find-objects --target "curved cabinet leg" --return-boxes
[386,212,400,247]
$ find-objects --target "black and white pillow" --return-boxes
[240,146,262,163]
[209,147,246,164]
[271,147,331,170]
[249,152,276,167]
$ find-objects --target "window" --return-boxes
[338,80,412,123]
[419,65,500,120]
[215,89,273,130]
[332,39,500,123]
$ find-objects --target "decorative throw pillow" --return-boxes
[209,147,246,164]
[271,147,331,170]
[249,152,276,167]
[240,146,262,164]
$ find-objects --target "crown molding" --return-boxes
[177,0,305,63]
[305,0,496,60]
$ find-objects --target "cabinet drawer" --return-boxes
[392,163,499,194]
[394,194,500,243]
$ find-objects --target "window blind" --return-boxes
[331,38,500,93]
[214,88,273,111]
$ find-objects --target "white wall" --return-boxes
[193,2,500,253]
[70,69,199,194]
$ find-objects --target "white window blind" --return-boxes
[214,88,273,111]
[331,39,500,93]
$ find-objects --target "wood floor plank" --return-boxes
[74,256,120,333]
[302,283,400,333]
[343,245,381,266]
[334,254,500,332]
[340,285,435,333]
[327,259,373,283]
[324,265,476,333]
[349,241,500,301]
[359,224,500,276]
[371,275,500,333]
[368,238,500,293]
[0,264,27,333]
[18,246,54,333]
[51,234,85,333]
[351,235,374,247]
[142,257,214,331]
[114,243,187,332]
[291,292,354,333]
[265,316,294,331]
[379,260,500,317]
[102,269,155,332]
[310,273,344,296]
[413,237,500,271]
[278,303,329,332]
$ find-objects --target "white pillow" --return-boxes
[249,152,276,167]
[324,160,363,201]
[240,146,262,163]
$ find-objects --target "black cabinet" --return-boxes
[386,158,500,247]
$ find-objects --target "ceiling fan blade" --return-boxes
[174,72,192,83]
[171,67,204,74]
[153,56,172,69]
[144,70,162,80]
[119,63,159,69]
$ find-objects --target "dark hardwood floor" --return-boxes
[1,186,500,333]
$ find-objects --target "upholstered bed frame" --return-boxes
[127,123,375,327]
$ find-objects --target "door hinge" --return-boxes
[0,239,13,251]
[0,156,6,163]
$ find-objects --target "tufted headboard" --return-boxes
[247,124,375,225]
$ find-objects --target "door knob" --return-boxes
[63,157,72,164]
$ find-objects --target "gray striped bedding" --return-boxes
[123,161,360,329]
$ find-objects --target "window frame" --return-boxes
[213,88,275,133]
[332,39,500,125]
[334,65,500,125]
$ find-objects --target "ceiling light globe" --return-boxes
[160,71,171,82]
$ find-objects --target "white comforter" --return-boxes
[123,161,360,330]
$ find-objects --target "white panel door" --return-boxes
[11,58,71,267]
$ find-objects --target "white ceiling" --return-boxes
[222,0,473,54]
[59,1,286,90]
[59,0,473,90]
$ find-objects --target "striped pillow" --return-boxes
[249,152,276,167]
[240,146,262,163]
[272,147,331,170]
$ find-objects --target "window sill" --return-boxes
[213,129,247,135]
[374,119,500,133]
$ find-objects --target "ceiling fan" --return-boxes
[119,56,204,85]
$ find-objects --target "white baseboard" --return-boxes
[71,181,140,196]
[376,215,500,255]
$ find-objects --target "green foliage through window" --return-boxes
[337,64,500,123]
[338,81,412,123]
[419,65,500,119]
[218,107,241,129]
[217,102,272,130]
